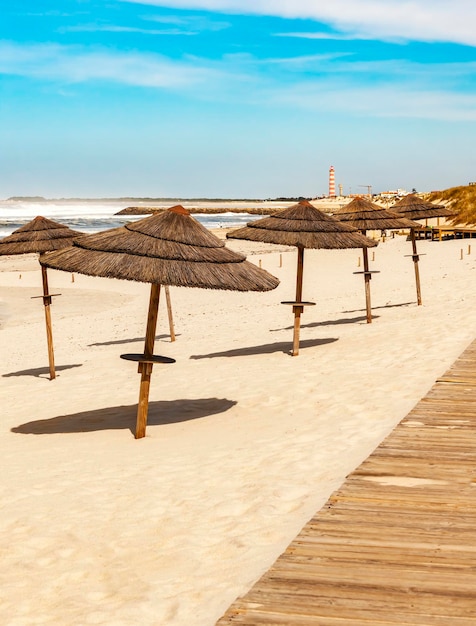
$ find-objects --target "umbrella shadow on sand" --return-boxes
[3,363,83,379]
[270,314,377,332]
[88,333,177,347]
[343,302,413,314]
[190,337,338,359]
[11,397,237,436]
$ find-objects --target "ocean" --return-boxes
[0,199,287,237]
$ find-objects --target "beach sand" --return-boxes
[0,232,475,625]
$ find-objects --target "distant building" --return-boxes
[379,189,407,198]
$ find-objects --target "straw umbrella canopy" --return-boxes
[332,196,420,323]
[0,216,83,380]
[391,193,452,221]
[227,200,377,356]
[391,194,455,305]
[40,205,279,438]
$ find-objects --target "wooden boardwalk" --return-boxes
[415,225,476,241]
[216,340,476,625]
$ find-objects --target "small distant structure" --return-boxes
[358,184,373,197]
[329,166,336,197]
[379,189,407,199]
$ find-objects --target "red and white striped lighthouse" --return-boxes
[328,165,336,197]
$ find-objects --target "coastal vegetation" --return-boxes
[427,184,476,225]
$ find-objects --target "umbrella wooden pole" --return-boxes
[362,246,372,323]
[164,285,176,342]
[292,247,305,356]
[410,229,422,305]
[41,266,56,380]
[135,283,161,439]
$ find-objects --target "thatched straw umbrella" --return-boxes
[332,197,420,323]
[227,200,377,356]
[391,194,454,305]
[0,216,83,379]
[40,205,279,439]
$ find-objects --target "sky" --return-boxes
[1,1,476,199]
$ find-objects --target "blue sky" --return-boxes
[1,1,476,198]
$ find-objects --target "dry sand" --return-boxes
[0,232,475,625]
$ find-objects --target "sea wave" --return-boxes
[0,201,269,237]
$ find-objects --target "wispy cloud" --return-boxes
[58,23,197,36]
[274,81,476,121]
[222,53,476,120]
[58,13,230,36]
[273,31,383,42]
[0,41,220,88]
[221,51,352,70]
[24,10,90,17]
[1,40,474,121]
[143,13,230,31]
[120,0,476,46]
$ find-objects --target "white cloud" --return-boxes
[244,52,352,69]
[58,23,197,35]
[120,0,476,46]
[0,41,219,88]
[143,13,230,31]
[273,80,476,121]
[57,14,230,35]
[273,32,381,42]
[1,39,474,121]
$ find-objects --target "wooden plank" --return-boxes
[225,605,476,625]
[242,584,476,616]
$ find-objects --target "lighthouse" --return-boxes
[328,165,336,197]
